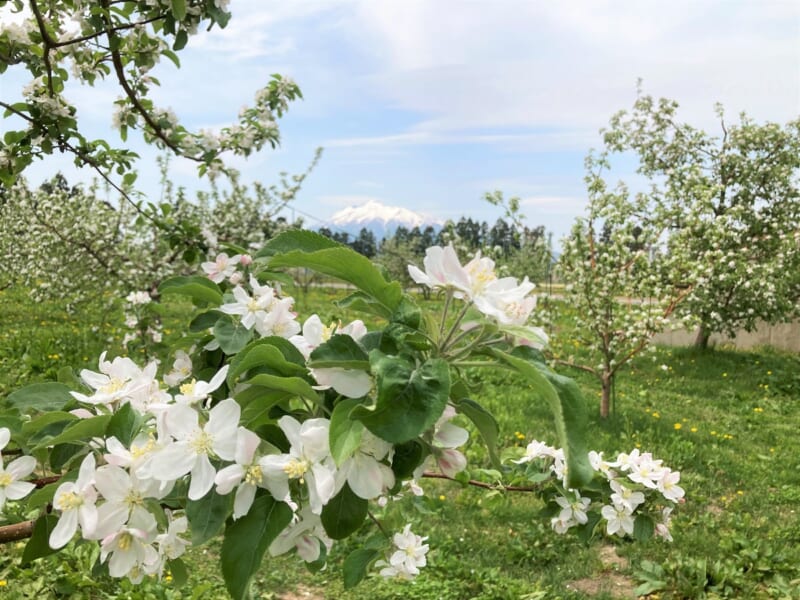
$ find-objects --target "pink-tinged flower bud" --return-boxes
[436,448,467,478]
[228,272,244,285]
[239,254,253,266]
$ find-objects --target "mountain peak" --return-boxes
[325,199,441,239]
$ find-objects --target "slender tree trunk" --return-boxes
[694,325,711,349]
[600,373,612,418]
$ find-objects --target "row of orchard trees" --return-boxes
[0,153,318,302]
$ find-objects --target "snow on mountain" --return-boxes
[323,199,442,240]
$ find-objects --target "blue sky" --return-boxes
[2,1,799,241]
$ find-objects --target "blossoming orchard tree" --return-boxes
[0,3,684,597]
[601,91,800,348]
[557,90,800,417]
[558,152,693,419]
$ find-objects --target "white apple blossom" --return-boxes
[91,465,168,539]
[335,430,395,500]
[656,469,685,503]
[99,510,160,581]
[377,524,429,580]
[269,506,332,563]
[601,501,635,537]
[260,416,336,514]
[0,428,37,512]
[175,364,229,406]
[215,427,268,519]
[71,352,157,408]
[555,492,591,525]
[163,350,193,387]
[407,244,471,296]
[50,453,99,549]
[609,480,645,512]
[147,399,240,500]
[219,285,271,330]
[202,252,241,283]
[125,291,151,305]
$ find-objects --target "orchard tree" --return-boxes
[558,153,692,418]
[602,91,800,348]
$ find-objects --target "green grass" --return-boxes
[1,286,799,599]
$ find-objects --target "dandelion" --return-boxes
[690,427,698,433]
[673,423,682,430]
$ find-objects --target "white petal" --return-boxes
[434,423,469,449]
[347,455,388,500]
[7,455,37,479]
[50,509,78,549]
[188,455,216,500]
[5,481,35,500]
[214,464,245,495]
[233,484,257,519]
[150,442,196,481]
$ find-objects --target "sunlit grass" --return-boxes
[0,287,798,599]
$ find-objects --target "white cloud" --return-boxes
[341,0,799,139]
[315,194,385,207]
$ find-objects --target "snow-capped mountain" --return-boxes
[323,199,442,240]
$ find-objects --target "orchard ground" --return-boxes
[1,285,798,599]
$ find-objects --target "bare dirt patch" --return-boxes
[277,584,325,600]
[566,573,638,599]
[565,544,638,599]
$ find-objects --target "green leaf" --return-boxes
[246,374,319,403]
[34,415,112,450]
[309,335,370,371]
[171,0,187,20]
[49,443,84,471]
[329,399,365,466]
[21,515,60,565]
[6,382,73,412]
[228,339,308,385]
[263,231,402,313]
[453,398,501,469]
[214,316,254,355]
[220,492,293,600]
[343,548,381,589]
[633,514,655,542]
[336,291,392,320]
[106,402,143,447]
[190,310,224,333]
[26,481,61,511]
[353,354,449,444]
[258,229,340,256]
[390,440,425,479]
[186,489,232,546]
[159,276,223,306]
[21,412,77,448]
[320,484,368,540]
[489,349,593,489]
[167,558,189,588]
[173,29,188,51]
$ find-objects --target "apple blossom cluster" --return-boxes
[515,440,683,541]
[0,339,471,584]
[408,244,548,348]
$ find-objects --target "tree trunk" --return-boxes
[694,325,711,349]
[600,374,612,418]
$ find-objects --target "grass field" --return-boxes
[1,285,798,599]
